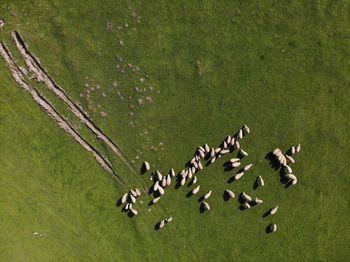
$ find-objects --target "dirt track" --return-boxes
[11,30,136,174]
[0,41,123,184]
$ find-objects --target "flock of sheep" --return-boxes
[118,124,301,233]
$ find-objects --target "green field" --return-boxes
[1,0,349,261]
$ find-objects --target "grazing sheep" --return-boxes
[153,181,160,191]
[204,190,212,199]
[130,207,138,216]
[285,173,297,180]
[220,149,230,155]
[211,156,216,164]
[143,161,150,171]
[241,192,252,201]
[204,144,210,153]
[286,155,295,164]
[253,197,263,204]
[161,177,167,187]
[193,162,198,169]
[192,185,200,195]
[296,144,301,153]
[180,177,186,186]
[235,141,240,149]
[270,223,277,232]
[191,157,196,164]
[130,194,136,204]
[243,163,253,171]
[270,206,279,215]
[235,172,245,180]
[135,188,141,197]
[166,217,173,223]
[292,177,298,185]
[198,146,205,152]
[125,203,130,211]
[121,193,128,204]
[192,176,197,184]
[130,189,137,198]
[230,158,240,163]
[198,161,203,170]
[210,148,215,157]
[202,201,210,211]
[242,202,251,209]
[158,186,165,195]
[231,162,241,168]
[284,165,293,174]
[243,124,250,134]
[278,155,287,166]
[159,220,165,229]
[226,135,232,144]
[195,155,200,161]
[191,166,196,175]
[188,169,193,179]
[215,147,221,153]
[290,146,296,155]
[166,175,171,186]
[273,148,282,155]
[181,169,188,178]
[240,149,248,157]
[238,129,243,139]
[156,170,162,181]
[199,150,205,158]
[152,197,160,204]
[230,137,235,146]
[223,141,228,149]
[170,168,176,177]
[257,176,264,186]
[225,189,235,199]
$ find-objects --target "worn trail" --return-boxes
[11,30,136,174]
[0,41,123,184]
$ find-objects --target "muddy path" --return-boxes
[0,41,123,185]
[11,30,136,175]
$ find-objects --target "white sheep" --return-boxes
[253,197,263,204]
[257,176,264,186]
[270,206,279,215]
[130,194,136,204]
[270,223,277,232]
[198,146,205,152]
[238,129,243,139]
[230,158,240,163]
[202,201,210,211]
[199,150,205,158]
[292,177,298,185]
[284,165,292,174]
[158,186,165,195]
[166,175,171,186]
[193,162,198,168]
[152,197,160,204]
[191,157,196,164]
[135,188,141,197]
[192,176,197,184]
[241,192,252,201]
[273,148,282,155]
[235,172,245,180]
[230,137,235,146]
[204,190,212,199]
[156,170,162,181]
[153,181,159,191]
[235,141,240,149]
[290,146,296,155]
[188,169,193,179]
[180,177,186,186]
[286,155,295,164]
[161,177,167,187]
[125,203,130,211]
[243,163,252,171]
[121,193,128,204]
[223,141,228,149]
[166,217,173,223]
[225,189,235,199]
[192,185,200,195]
[159,220,165,229]
[285,173,297,180]
[170,168,176,177]
[204,144,210,152]
[215,147,221,153]
[226,135,232,144]
[242,202,251,209]
[130,189,137,198]
[144,161,150,171]
[198,161,203,170]
[210,148,215,157]
[211,156,216,164]
[220,149,230,155]
[243,124,250,134]
[296,144,301,153]
[231,162,241,168]
[130,207,138,216]
[240,149,248,157]
[191,166,196,175]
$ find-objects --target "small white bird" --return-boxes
[152,197,160,204]
[243,163,252,171]
[192,185,200,195]
[204,190,212,199]
[231,162,241,168]
[253,197,263,204]
[230,158,240,163]
[225,189,235,199]
[296,144,301,153]
[240,149,248,157]
[121,193,128,204]
[235,172,245,180]
[202,201,210,211]
[257,176,264,186]
[270,223,277,232]
[241,192,252,201]
[270,206,279,215]
[143,161,150,171]
[158,186,165,195]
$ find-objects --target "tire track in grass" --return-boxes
[11,30,136,175]
[0,41,123,185]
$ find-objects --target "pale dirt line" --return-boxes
[0,41,123,185]
[11,30,136,174]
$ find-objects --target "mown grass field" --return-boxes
[0,0,349,261]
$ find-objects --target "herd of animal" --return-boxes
[117,124,301,233]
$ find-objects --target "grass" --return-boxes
[0,0,350,261]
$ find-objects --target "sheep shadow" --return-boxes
[224,166,234,172]
[223,161,232,167]
[175,174,183,189]
[238,195,246,205]
[198,195,205,202]
[223,191,231,201]
[227,176,236,184]
[265,152,281,171]
[262,209,271,218]
[199,204,207,213]
[265,225,273,234]
[285,180,293,189]
[140,164,148,175]
[116,198,123,207]
[154,222,162,230]
[186,191,193,198]
[239,204,247,211]
[253,180,259,190]
[127,211,136,218]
